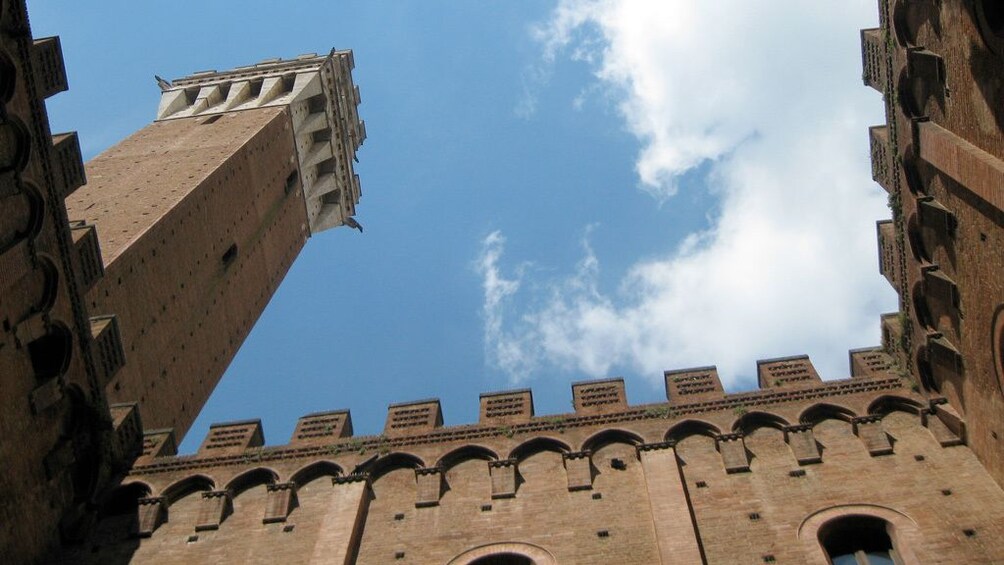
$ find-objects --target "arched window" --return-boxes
[469,554,534,565]
[819,515,900,564]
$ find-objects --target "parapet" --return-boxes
[162,348,909,463]
[141,428,178,460]
[154,51,365,235]
[291,409,353,445]
[572,377,627,415]
[480,389,534,424]
[384,399,443,437]
[756,355,821,388]
[849,347,895,378]
[198,419,264,455]
[664,366,724,404]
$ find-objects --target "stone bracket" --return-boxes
[563,451,593,491]
[195,490,231,531]
[852,416,893,456]
[415,467,443,507]
[136,497,165,537]
[716,433,750,473]
[263,482,297,524]
[784,425,822,465]
[489,459,518,499]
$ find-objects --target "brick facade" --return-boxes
[3,0,1004,563]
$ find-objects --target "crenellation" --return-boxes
[291,409,353,445]
[757,355,821,388]
[385,398,443,437]
[665,365,724,402]
[572,377,627,414]
[479,388,534,424]
[198,420,265,455]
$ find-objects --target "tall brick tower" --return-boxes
[65,52,365,440]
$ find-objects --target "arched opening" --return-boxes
[27,323,73,380]
[979,0,1004,39]
[0,116,31,172]
[819,515,899,564]
[470,554,534,565]
[99,483,151,518]
[226,467,278,497]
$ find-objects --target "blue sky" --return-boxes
[31,1,893,453]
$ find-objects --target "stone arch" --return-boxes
[797,504,922,564]
[99,481,152,517]
[447,541,557,565]
[289,460,342,485]
[366,452,425,481]
[580,428,645,453]
[799,403,857,425]
[664,419,721,443]
[508,437,571,462]
[161,474,215,504]
[0,115,31,173]
[32,254,59,315]
[867,395,925,418]
[437,445,498,471]
[27,321,73,380]
[225,467,279,497]
[731,411,790,434]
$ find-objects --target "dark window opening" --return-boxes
[248,78,264,98]
[285,171,299,195]
[183,87,200,106]
[221,244,238,267]
[820,515,899,565]
[470,554,534,565]
[281,73,296,93]
[307,94,327,114]
[99,483,149,518]
[312,129,332,143]
[322,189,342,205]
[0,117,32,173]
[981,1,1004,38]
[202,115,222,125]
[28,325,73,380]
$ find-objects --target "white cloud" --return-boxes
[481,0,896,389]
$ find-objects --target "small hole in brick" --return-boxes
[395,551,406,559]
[187,535,199,544]
[695,481,708,488]
[762,556,776,563]
[789,469,806,477]
[592,493,602,500]
[914,454,926,461]
[964,529,976,538]
[993,431,999,440]
[597,530,610,538]
[942,489,952,496]
[394,513,405,521]
[610,458,627,470]
[283,524,295,533]
[980,233,987,241]
[480,504,492,512]
[748,512,761,521]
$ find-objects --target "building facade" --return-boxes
[3,0,1004,563]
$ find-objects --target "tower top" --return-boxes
[155,50,366,233]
